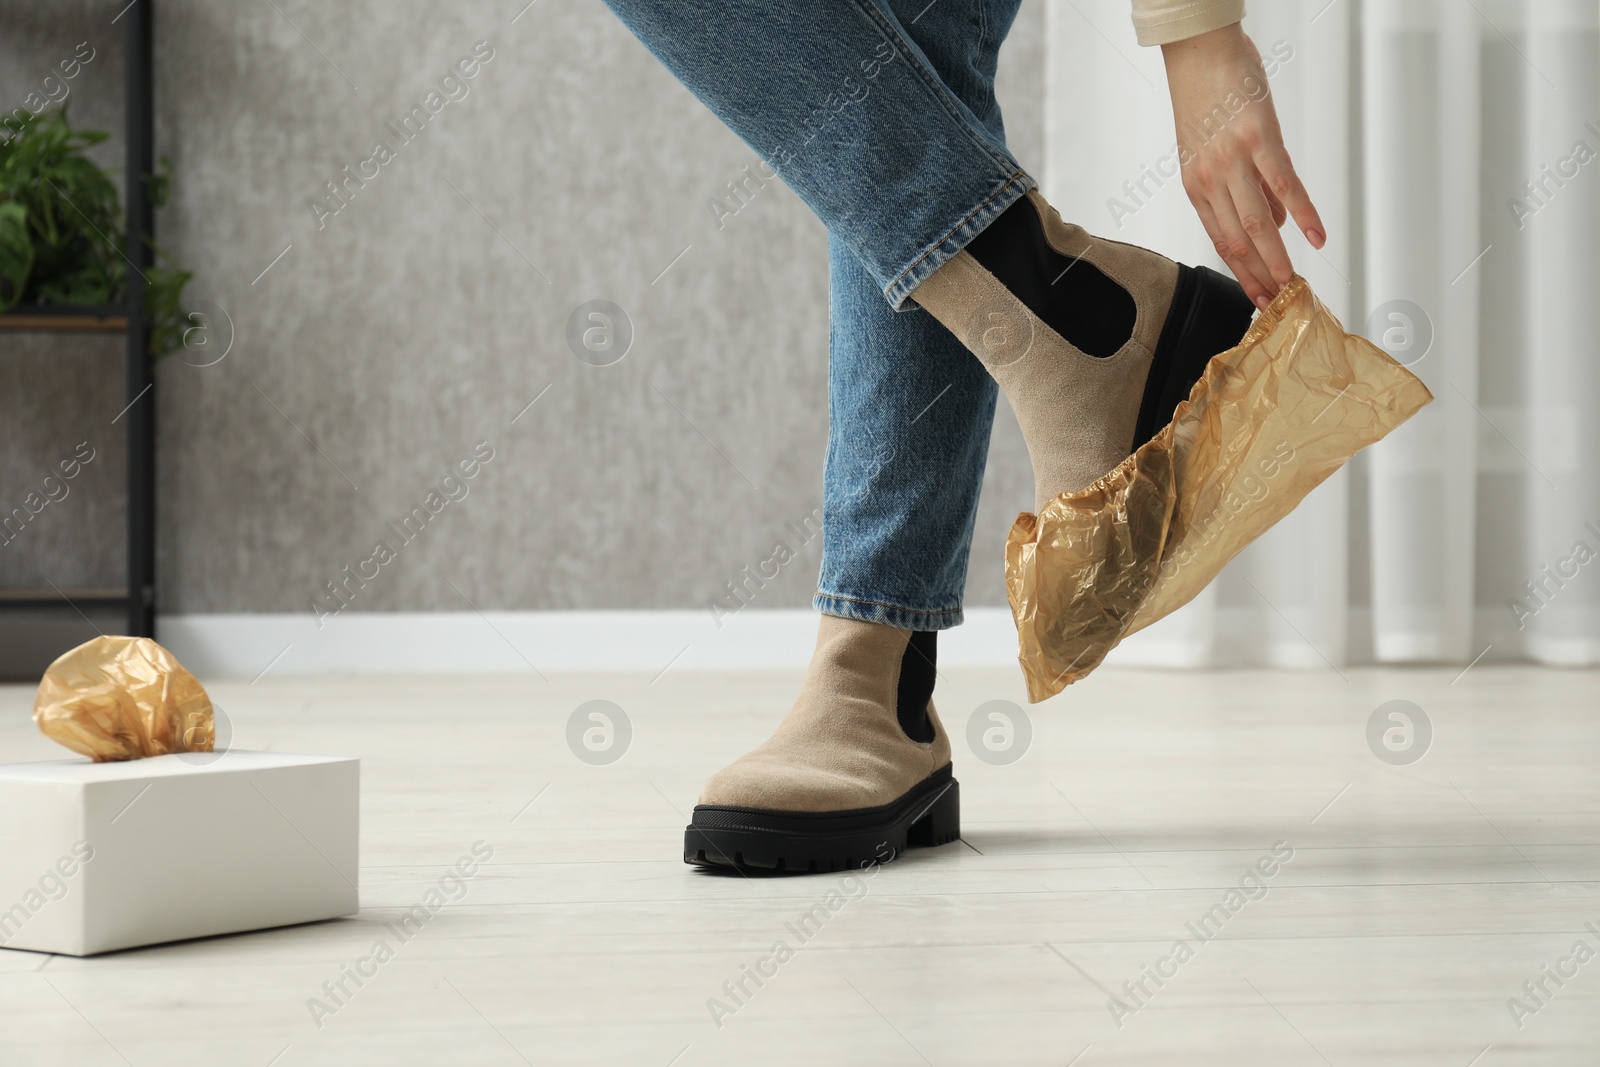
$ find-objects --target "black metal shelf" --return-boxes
[0,305,131,333]
[2,2,155,639]
[0,589,131,611]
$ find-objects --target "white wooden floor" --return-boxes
[1,663,1597,1065]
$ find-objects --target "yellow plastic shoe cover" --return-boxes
[1007,275,1433,702]
[34,635,215,761]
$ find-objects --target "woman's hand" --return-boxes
[1161,24,1324,309]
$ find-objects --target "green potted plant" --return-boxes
[0,105,192,355]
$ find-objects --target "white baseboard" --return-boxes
[156,608,1025,680]
[155,605,1587,680]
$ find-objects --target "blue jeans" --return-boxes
[603,0,1030,630]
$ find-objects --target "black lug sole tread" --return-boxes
[684,766,960,874]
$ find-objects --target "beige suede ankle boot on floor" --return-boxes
[912,189,1256,513]
[683,615,960,873]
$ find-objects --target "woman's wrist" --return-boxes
[1160,22,1252,73]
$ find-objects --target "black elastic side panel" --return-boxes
[1134,264,1255,447]
[896,630,937,744]
[965,195,1137,358]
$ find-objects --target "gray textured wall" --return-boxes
[2,0,1040,628]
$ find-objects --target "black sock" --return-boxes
[964,195,1137,358]
[895,630,937,744]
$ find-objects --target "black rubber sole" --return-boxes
[684,765,960,874]
[1132,263,1257,448]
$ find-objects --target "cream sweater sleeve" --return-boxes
[1129,0,1245,46]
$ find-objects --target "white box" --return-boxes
[0,751,358,956]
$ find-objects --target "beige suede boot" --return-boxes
[912,189,1256,513]
[684,615,959,873]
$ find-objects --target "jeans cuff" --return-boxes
[813,590,966,631]
[882,169,1038,311]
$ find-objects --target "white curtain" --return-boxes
[1042,0,1600,669]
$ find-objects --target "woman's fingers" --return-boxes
[1255,145,1325,249]
[1207,183,1278,307]
[1189,186,1274,308]
[1259,175,1288,229]
[1227,166,1294,288]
